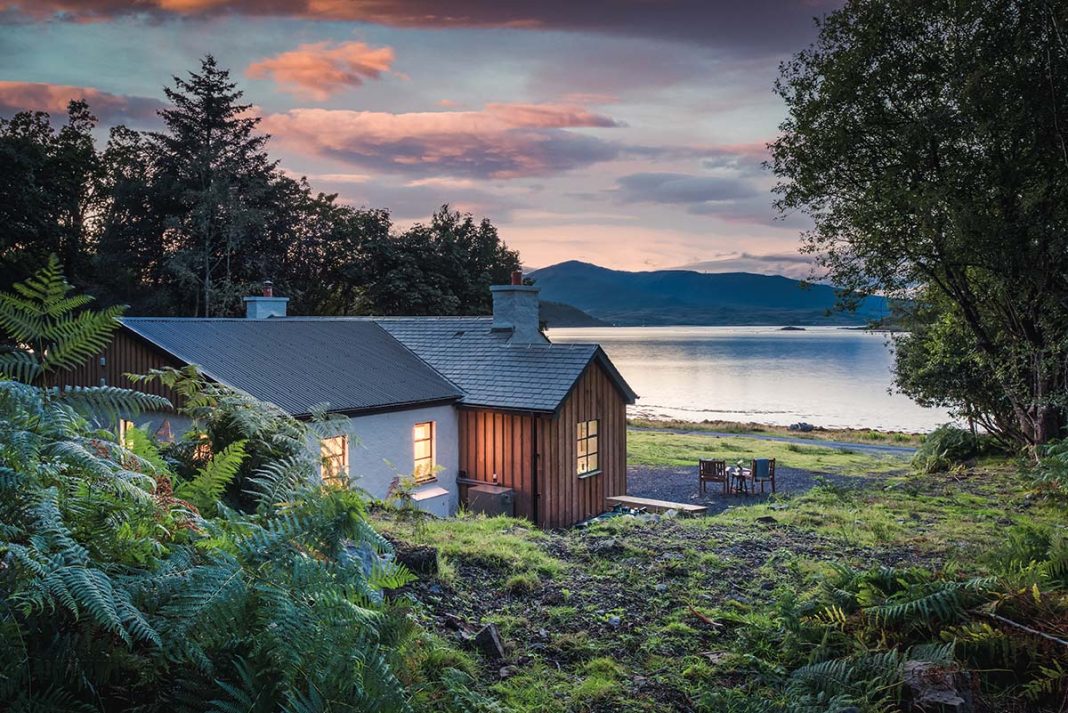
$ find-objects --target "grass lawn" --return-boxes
[627,428,910,475]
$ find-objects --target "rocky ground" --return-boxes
[391,515,915,711]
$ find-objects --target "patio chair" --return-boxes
[751,458,776,494]
[698,459,728,495]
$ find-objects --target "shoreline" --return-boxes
[627,417,925,447]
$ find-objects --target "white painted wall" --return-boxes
[319,404,460,517]
[120,411,193,442]
[121,404,461,518]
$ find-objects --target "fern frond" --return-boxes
[49,385,171,419]
[177,440,247,514]
[0,350,43,384]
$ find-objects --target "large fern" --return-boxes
[0,255,124,386]
[177,439,248,515]
[0,273,484,712]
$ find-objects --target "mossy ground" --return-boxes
[376,438,1063,712]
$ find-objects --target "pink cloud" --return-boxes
[2,1,837,53]
[0,81,163,122]
[246,41,394,100]
[483,102,621,129]
[261,102,623,179]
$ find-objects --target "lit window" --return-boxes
[193,433,213,461]
[118,419,135,446]
[321,435,348,484]
[577,419,600,476]
[413,421,435,483]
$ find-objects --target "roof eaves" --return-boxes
[593,346,639,404]
[291,394,464,419]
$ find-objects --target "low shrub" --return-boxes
[1033,438,1068,500]
[912,424,980,473]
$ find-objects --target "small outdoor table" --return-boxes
[727,466,753,495]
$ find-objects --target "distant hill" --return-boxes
[527,261,888,326]
[539,300,608,328]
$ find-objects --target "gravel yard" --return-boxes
[627,463,885,515]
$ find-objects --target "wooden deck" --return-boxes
[606,495,707,516]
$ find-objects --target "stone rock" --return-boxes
[590,537,620,555]
[474,623,506,661]
[789,422,815,432]
[903,660,973,712]
[390,540,438,575]
[607,615,621,628]
[756,515,779,525]
[655,583,668,593]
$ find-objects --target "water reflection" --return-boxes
[548,326,951,432]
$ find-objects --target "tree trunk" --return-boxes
[1033,404,1064,446]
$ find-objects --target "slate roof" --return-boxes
[373,317,637,412]
[120,318,463,417]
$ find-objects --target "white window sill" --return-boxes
[411,485,450,501]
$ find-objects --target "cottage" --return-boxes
[63,276,637,528]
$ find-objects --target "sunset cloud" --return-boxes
[0,81,163,122]
[262,102,623,179]
[2,0,835,52]
[614,172,758,206]
[247,41,394,99]
[674,252,817,279]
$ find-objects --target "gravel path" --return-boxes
[627,463,885,516]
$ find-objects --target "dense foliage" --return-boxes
[702,531,1068,712]
[1033,438,1068,502]
[771,0,1068,445]
[0,56,521,318]
[0,264,495,712]
[909,424,984,474]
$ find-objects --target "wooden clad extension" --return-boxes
[458,359,628,529]
[54,329,183,404]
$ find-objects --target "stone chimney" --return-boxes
[244,280,289,319]
[491,270,541,343]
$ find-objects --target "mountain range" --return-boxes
[529,261,888,327]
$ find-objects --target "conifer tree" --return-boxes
[151,55,278,316]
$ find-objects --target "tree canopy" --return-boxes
[771,0,1068,445]
[0,56,521,319]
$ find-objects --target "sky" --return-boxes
[0,1,838,277]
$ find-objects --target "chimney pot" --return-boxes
[510,270,523,286]
[263,280,273,297]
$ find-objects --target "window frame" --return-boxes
[118,418,135,446]
[320,434,349,485]
[577,418,601,477]
[413,421,436,483]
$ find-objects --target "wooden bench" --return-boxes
[606,495,707,516]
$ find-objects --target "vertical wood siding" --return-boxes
[53,329,183,405]
[457,360,629,529]
[457,408,538,521]
[540,360,628,528]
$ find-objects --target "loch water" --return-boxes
[547,326,951,432]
